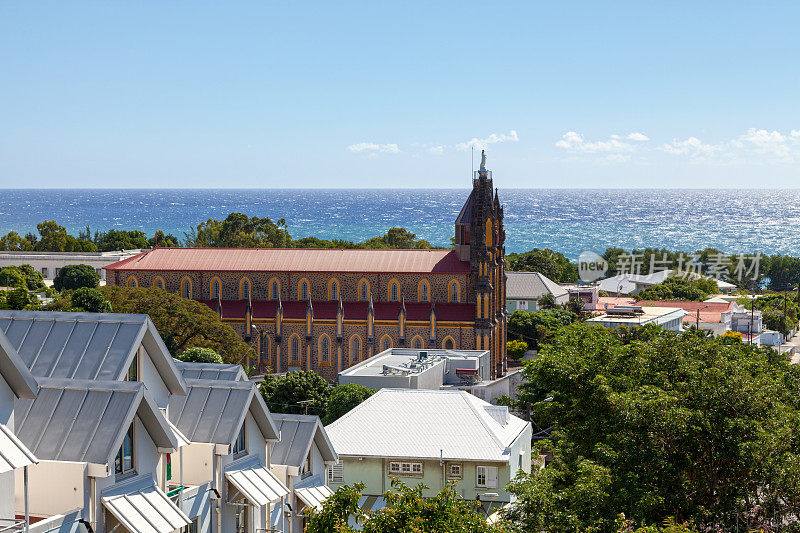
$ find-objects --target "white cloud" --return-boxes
[661,128,800,163]
[456,130,519,151]
[427,145,445,155]
[555,131,637,153]
[347,142,400,154]
[627,132,649,141]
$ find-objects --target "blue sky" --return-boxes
[1,1,798,188]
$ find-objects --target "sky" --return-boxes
[1,1,799,189]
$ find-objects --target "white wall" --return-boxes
[140,345,170,410]
[15,461,86,519]
[0,378,16,521]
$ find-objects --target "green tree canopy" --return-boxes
[71,287,112,313]
[0,265,46,291]
[94,229,149,251]
[506,248,578,283]
[5,287,34,310]
[507,308,579,351]
[53,264,100,291]
[634,276,718,302]
[178,346,224,364]
[507,323,800,531]
[0,231,34,251]
[322,383,376,425]
[506,339,528,360]
[260,371,332,417]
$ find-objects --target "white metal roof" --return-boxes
[101,474,190,533]
[325,389,529,462]
[174,360,247,381]
[294,476,334,510]
[0,422,37,474]
[506,271,569,300]
[0,327,38,399]
[271,414,338,468]
[224,455,289,506]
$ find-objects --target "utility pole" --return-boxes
[298,399,314,415]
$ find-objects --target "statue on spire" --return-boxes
[479,149,487,172]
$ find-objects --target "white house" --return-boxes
[325,389,532,511]
[269,414,339,533]
[505,271,569,312]
[0,249,143,283]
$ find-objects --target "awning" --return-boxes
[0,423,37,474]
[225,455,289,506]
[294,477,334,510]
[101,474,190,533]
[348,496,386,530]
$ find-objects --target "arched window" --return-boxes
[299,279,310,301]
[126,276,138,288]
[443,337,455,350]
[381,336,392,352]
[211,278,221,299]
[182,278,192,299]
[329,279,339,301]
[291,336,300,362]
[240,278,251,300]
[320,336,330,362]
[270,279,280,300]
[359,280,370,301]
[418,281,430,302]
[153,277,165,290]
[350,336,361,363]
[449,281,460,303]
[412,336,424,349]
[389,281,400,302]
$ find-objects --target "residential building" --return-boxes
[0,249,143,283]
[587,306,686,331]
[560,282,600,311]
[599,271,735,295]
[269,414,338,533]
[325,389,532,508]
[505,271,568,313]
[337,348,523,404]
[104,157,508,382]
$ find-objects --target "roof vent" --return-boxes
[484,405,509,425]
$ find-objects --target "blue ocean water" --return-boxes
[0,189,799,259]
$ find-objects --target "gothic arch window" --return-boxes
[443,336,455,350]
[388,280,400,302]
[269,278,281,300]
[153,277,165,290]
[181,277,192,299]
[319,335,331,363]
[350,335,362,363]
[412,336,424,350]
[210,277,222,299]
[380,335,392,352]
[418,280,430,302]
[126,276,138,288]
[328,279,339,301]
[448,280,461,303]
[290,335,301,362]
[298,279,310,301]
[239,277,252,300]
[358,279,370,301]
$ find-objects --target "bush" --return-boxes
[507,339,528,359]
[71,287,112,313]
[6,287,33,310]
[54,264,100,291]
[322,383,375,425]
[0,266,26,288]
[178,347,223,364]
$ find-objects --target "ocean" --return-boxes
[1,189,799,259]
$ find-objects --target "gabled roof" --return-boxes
[0,422,38,474]
[14,378,177,465]
[0,310,187,396]
[506,271,569,300]
[174,360,247,381]
[0,328,38,399]
[105,247,470,274]
[271,413,338,469]
[168,379,278,446]
[325,389,529,462]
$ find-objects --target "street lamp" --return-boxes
[696,304,710,331]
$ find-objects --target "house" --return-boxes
[599,270,734,295]
[168,378,287,533]
[586,306,686,331]
[505,271,569,312]
[0,325,39,532]
[0,249,144,283]
[325,389,532,508]
[337,348,524,404]
[560,282,600,311]
[269,414,338,533]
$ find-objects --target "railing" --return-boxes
[0,519,26,533]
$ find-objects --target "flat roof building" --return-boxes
[587,306,686,331]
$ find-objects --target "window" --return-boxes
[126,352,138,381]
[180,519,199,533]
[154,277,165,290]
[291,336,300,361]
[211,278,221,299]
[412,336,423,349]
[359,280,369,301]
[320,336,330,363]
[448,463,463,479]
[449,281,460,302]
[443,337,455,350]
[241,278,250,300]
[388,461,423,476]
[328,463,344,483]
[41,267,48,277]
[233,421,246,456]
[381,336,392,351]
[127,276,138,288]
[182,278,192,299]
[389,281,400,302]
[301,451,313,479]
[300,280,309,300]
[115,423,135,477]
[476,466,498,488]
[329,279,339,301]
[271,279,280,300]
[350,336,361,363]
[419,281,429,302]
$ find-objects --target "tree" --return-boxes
[35,220,68,251]
[323,384,376,425]
[260,371,332,417]
[178,347,223,364]
[148,230,180,248]
[538,293,557,310]
[506,248,577,283]
[0,267,26,288]
[99,286,255,363]
[71,287,112,312]
[6,288,33,310]
[634,276,717,302]
[306,479,505,533]
[185,213,291,248]
[507,309,578,351]
[53,264,100,291]
[94,229,149,251]
[506,339,528,360]
[507,323,800,531]
[16,264,46,290]
[0,231,34,251]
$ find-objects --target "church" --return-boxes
[105,154,507,382]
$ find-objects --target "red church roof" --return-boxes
[106,247,470,274]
